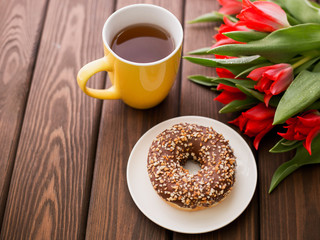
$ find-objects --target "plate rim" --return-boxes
[126,115,257,234]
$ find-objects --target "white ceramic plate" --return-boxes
[126,116,257,234]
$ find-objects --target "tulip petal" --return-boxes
[304,126,320,155]
[217,84,241,93]
[216,68,236,78]
[263,64,290,79]
[243,103,275,120]
[238,10,281,32]
[215,84,246,104]
[247,66,269,81]
[238,0,290,32]
[252,1,290,28]
[244,118,272,137]
[278,132,295,141]
[264,94,273,107]
[213,16,249,47]
[229,115,247,131]
[218,0,242,15]
[267,67,294,94]
[278,119,298,140]
[277,110,320,149]
[212,38,242,48]
[273,71,320,125]
[298,111,320,126]
[229,103,275,150]
[242,0,252,8]
[258,76,273,91]
[248,64,293,101]
[253,124,274,149]
[215,91,246,104]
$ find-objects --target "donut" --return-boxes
[147,123,236,211]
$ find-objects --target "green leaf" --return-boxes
[270,138,303,153]
[219,97,259,113]
[269,134,320,193]
[188,12,224,23]
[293,57,320,74]
[236,84,264,102]
[270,0,302,25]
[188,75,217,87]
[306,100,320,110]
[188,47,212,55]
[212,78,256,89]
[235,63,273,79]
[223,31,268,42]
[268,95,282,108]
[286,13,302,25]
[270,0,286,8]
[209,24,320,63]
[183,55,267,75]
[313,61,320,72]
[282,140,300,146]
[234,84,281,108]
[273,70,320,125]
[282,0,320,24]
[310,1,320,9]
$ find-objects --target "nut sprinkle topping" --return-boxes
[147,123,236,210]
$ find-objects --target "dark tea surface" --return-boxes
[110,24,174,63]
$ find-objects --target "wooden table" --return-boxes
[1,0,319,239]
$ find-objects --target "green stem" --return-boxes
[292,55,313,69]
[226,15,238,23]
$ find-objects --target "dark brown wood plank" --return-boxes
[174,0,259,239]
[0,0,112,239]
[85,0,183,239]
[259,134,320,240]
[180,0,220,119]
[0,0,48,229]
[180,0,245,124]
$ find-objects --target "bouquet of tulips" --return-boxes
[185,0,320,192]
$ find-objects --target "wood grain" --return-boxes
[0,0,319,239]
[85,0,183,239]
[259,134,320,240]
[0,0,112,239]
[180,0,222,119]
[180,0,243,124]
[174,0,259,239]
[0,0,49,230]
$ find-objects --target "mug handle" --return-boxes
[77,55,121,99]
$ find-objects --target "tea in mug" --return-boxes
[110,23,174,63]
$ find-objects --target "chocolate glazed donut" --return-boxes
[147,123,236,211]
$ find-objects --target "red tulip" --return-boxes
[237,0,290,32]
[247,63,294,106]
[278,110,320,155]
[229,103,275,149]
[212,17,249,78]
[218,0,242,15]
[215,67,236,78]
[213,17,249,48]
[214,84,247,104]
[215,55,237,78]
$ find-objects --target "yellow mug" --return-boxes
[77,4,183,109]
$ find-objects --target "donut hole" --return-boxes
[182,157,201,175]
